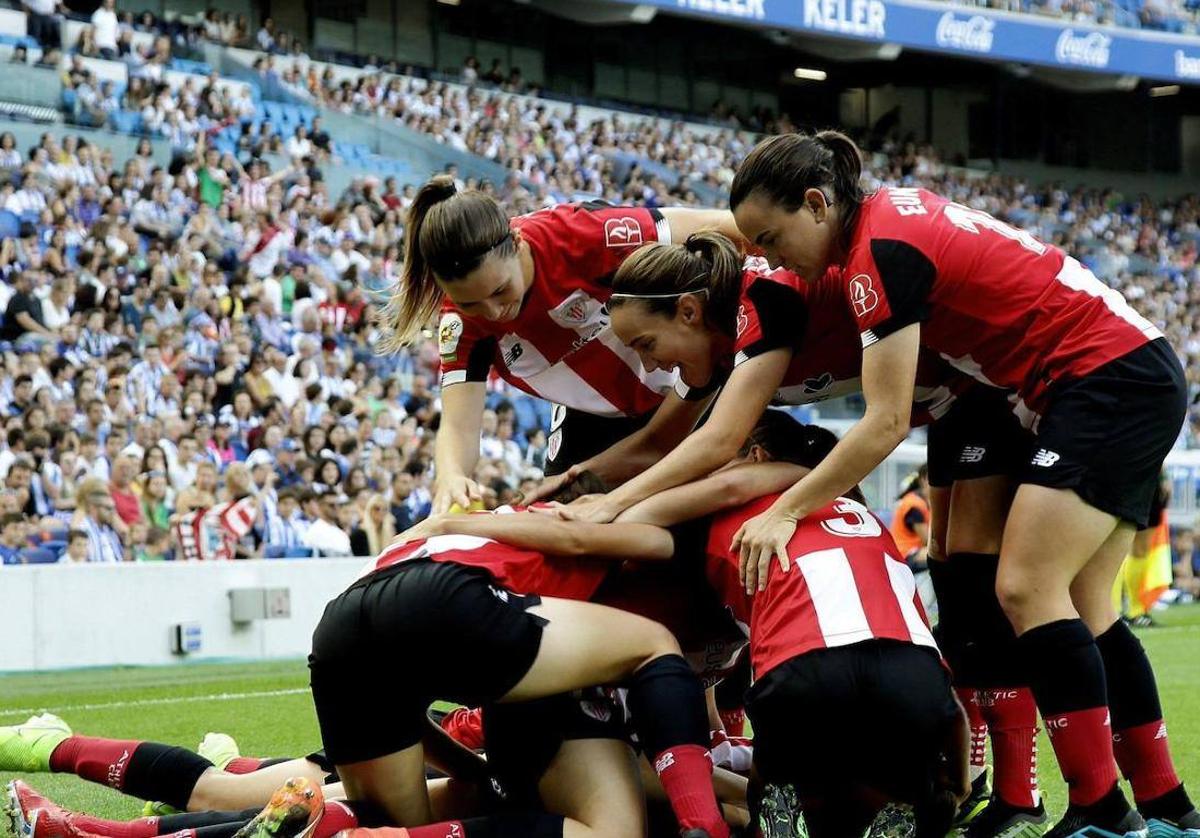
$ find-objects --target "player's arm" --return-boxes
[559,349,791,522]
[418,512,675,562]
[615,461,810,528]
[527,390,714,502]
[432,380,486,514]
[660,208,749,249]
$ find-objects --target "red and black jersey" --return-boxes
[438,203,683,417]
[843,188,1161,421]
[704,493,938,680]
[366,508,611,602]
[733,258,963,426]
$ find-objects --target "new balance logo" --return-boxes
[1031,449,1060,468]
[654,752,676,774]
[959,445,986,463]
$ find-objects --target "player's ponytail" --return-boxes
[730,131,867,244]
[376,176,515,353]
[610,232,743,336]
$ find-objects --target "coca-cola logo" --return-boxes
[1176,49,1200,79]
[935,12,994,53]
[1055,29,1111,68]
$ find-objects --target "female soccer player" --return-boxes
[719,132,1196,838]
[376,176,743,513]
[308,509,729,838]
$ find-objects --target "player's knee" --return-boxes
[994,568,1035,628]
[639,618,682,663]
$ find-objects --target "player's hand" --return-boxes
[520,466,580,505]
[391,514,447,546]
[731,505,798,594]
[552,494,619,523]
[433,475,482,515]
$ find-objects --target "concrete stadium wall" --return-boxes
[0,558,364,673]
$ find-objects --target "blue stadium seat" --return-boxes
[513,397,538,433]
[40,540,67,553]
[263,544,287,558]
[262,101,283,124]
[282,545,315,559]
[281,104,300,125]
[111,110,141,134]
[19,547,58,564]
[0,211,19,241]
[61,89,77,112]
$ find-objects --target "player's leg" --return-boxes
[505,597,727,838]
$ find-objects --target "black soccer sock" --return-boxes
[948,553,1022,686]
[625,653,710,755]
[1096,620,1190,807]
[157,809,261,833]
[121,744,215,811]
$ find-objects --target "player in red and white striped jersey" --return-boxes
[727,132,1196,838]
[374,175,746,515]
[545,231,968,520]
[310,505,731,838]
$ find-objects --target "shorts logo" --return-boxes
[438,313,463,359]
[547,428,563,462]
[1031,448,1060,468]
[604,217,643,248]
[444,825,463,838]
[959,445,986,464]
[848,274,879,317]
[735,305,749,337]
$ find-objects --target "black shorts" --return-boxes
[484,688,631,806]
[746,641,959,805]
[1021,338,1186,527]
[309,560,547,764]
[545,405,650,476]
[927,386,1031,489]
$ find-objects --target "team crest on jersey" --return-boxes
[438,313,463,359]
[848,274,880,317]
[549,290,606,331]
[604,217,643,248]
[547,428,563,462]
[735,305,749,337]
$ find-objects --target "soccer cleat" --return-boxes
[6,780,61,837]
[956,770,994,829]
[198,732,241,772]
[1043,788,1148,838]
[231,778,323,838]
[28,807,93,838]
[0,714,71,774]
[1145,808,1200,838]
[964,797,1048,838]
[866,803,914,838]
[139,802,178,818]
[758,783,806,838]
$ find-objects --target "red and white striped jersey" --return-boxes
[733,258,962,426]
[438,203,679,417]
[366,509,611,602]
[843,188,1161,422]
[704,493,937,680]
[197,496,258,561]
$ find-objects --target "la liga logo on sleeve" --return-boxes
[438,312,464,359]
[848,274,880,317]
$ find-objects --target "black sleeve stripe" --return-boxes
[465,335,498,382]
[738,280,809,359]
[864,239,935,342]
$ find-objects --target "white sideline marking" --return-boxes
[0,687,309,720]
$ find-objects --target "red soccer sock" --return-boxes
[61,813,162,838]
[49,736,142,787]
[979,687,1040,808]
[1043,706,1119,806]
[653,744,729,838]
[1114,719,1182,804]
[957,687,988,781]
[223,757,266,775]
[312,801,359,838]
[719,708,746,738]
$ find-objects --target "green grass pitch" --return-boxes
[1,604,1198,827]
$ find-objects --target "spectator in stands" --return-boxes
[303,488,351,556]
[23,0,62,50]
[0,513,25,564]
[60,529,88,563]
[72,479,124,562]
[348,492,394,557]
[91,0,118,59]
[135,525,170,561]
[264,486,306,550]
[2,272,53,345]
[108,454,141,527]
